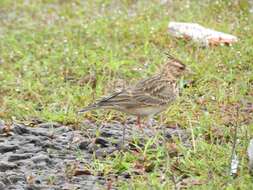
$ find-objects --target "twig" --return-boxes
[188,118,196,153]
[160,115,179,190]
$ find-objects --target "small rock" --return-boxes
[25,184,47,190]
[15,143,41,154]
[71,132,84,144]
[7,174,25,184]
[0,144,19,154]
[100,124,122,138]
[95,147,117,158]
[30,128,52,138]
[41,141,61,150]
[8,185,26,190]
[164,132,172,139]
[12,124,30,135]
[0,181,5,189]
[0,162,17,172]
[37,122,61,128]
[31,162,47,170]
[55,126,72,134]
[122,172,131,179]
[24,136,43,146]
[87,143,99,153]
[95,137,109,148]
[31,154,50,164]
[0,173,12,185]
[8,153,33,162]
[79,141,90,150]
[15,160,33,167]
[34,179,41,184]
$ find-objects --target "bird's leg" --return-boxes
[147,115,155,128]
[137,116,142,128]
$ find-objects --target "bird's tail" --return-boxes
[78,91,124,114]
[77,104,99,114]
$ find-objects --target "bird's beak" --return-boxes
[185,67,194,75]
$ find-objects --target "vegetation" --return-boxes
[0,0,252,189]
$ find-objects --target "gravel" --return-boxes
[0,119,188,190]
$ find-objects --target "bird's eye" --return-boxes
[178,66,184,70]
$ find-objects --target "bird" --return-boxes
[78,54,191,145]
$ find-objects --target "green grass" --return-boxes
[0,0,253,189]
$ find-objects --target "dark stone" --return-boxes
[79,141,90,150]
[7,174,25,184]
[31,162,47,169]
[100,131,115,137]
[0,181,5,190]
[31,154,50,164]
[8,185,26,190]
[24,136,43,146]
[0,173,11,185]
[87,143,99,153]
[41,141,61,150]
[25,184,45,190]
[30,128,52,138]
[15,160,33,167]
[37,122,61,128]
[122,172,131,179]
[165,132,172,139]
[95,147,117,158]
[35,179,41,184]
[12,124,30,135]
[99,124,123,138]
[15,144,42,154]
[95,137,108,148]
[0,144,19,154]
[8,153,33,162]
[54,126,72,134]
[0,162,17,172]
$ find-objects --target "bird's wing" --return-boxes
[95,90,138,107]
[79,75,177,113]
[94,89,163,109]
[131,75,177,106]
[78,91,127,113]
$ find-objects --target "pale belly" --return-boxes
[118,105,168,117]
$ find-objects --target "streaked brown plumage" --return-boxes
[78,55,190,129]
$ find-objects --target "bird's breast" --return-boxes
[125,105,168,117]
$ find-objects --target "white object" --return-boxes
[247,139,253,172]
[230,153,239,176]
[249,0,253,13]
[168,22,238,47]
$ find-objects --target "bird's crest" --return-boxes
[165,53,186,69]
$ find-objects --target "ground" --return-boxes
[0,0,253,189]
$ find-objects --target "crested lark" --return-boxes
[78,55,191,144]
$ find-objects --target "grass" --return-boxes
[0,0,253,189]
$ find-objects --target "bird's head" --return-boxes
[162,54,192,79]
